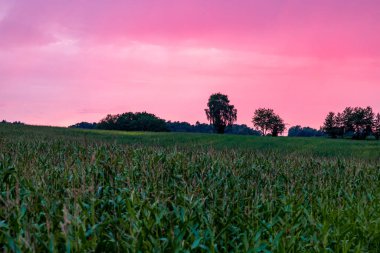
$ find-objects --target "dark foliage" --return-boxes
[205,93,237,134]
[288,125,324,137]
[97,112,169,132]
[323,107,375,139]
[225,124,261,136]
[69,122,97,129]
[166,121,213,133]
[323,112,339,138]
[167,121,261,136]
[252,108,286,136]
[0,120,25,125]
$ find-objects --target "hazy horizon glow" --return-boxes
[1,0,380,129]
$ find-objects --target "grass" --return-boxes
[1,124,380,252]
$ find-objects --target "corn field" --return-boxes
[1,124,380,252]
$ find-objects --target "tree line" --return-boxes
[323,107,380,140]
[0,120,25,125]
[166,121,261,136]
[288,126,324,137]
[204,93,287,136]
[66,92,380,140]
[69,93,284,136]
[69,114,261,136]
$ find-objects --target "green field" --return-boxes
[1,124,380,252]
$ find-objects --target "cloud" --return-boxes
[1,1,379,56]
[0,0,380,127]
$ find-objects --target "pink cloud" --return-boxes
[0,0,380,129]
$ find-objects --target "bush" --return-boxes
[69,122,97,129]
[97,112,168,132]
[288,125,324,137]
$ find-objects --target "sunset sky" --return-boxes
[1,0,380,129]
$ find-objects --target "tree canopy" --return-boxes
[66,94,380,141]
[323,107,375,139]
[252,108,286,136]
[323,112,339,138]
[96,112,168,132]
[205,93,237,134]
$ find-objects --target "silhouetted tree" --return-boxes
[334,112,345,137]
[271,117,286,137]
[323,112,339,138]
[252,108,286,136]
[97,112,168,132]
[341,107,355,135]
[205,93,237,134]
[97,114,119,130]
[323,107,375,139]
[350,107,374,139]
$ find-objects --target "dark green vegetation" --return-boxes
[96,112,169,132]
[288,126,324,138]
[252,108,286,137]
[65,92,380,139]
[166,122,261,136]
[323,107,380,140]
[1,124,380,252]
[70,116,262,136]
[205,93,237,134]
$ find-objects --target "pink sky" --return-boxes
[1,0,380,129]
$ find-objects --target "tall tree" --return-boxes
[323,112,338,138]
[252,108,286,136]
[351,106,374,139]
[205,93,237,134]
[341,107,355,133]
[335,112,345,137]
